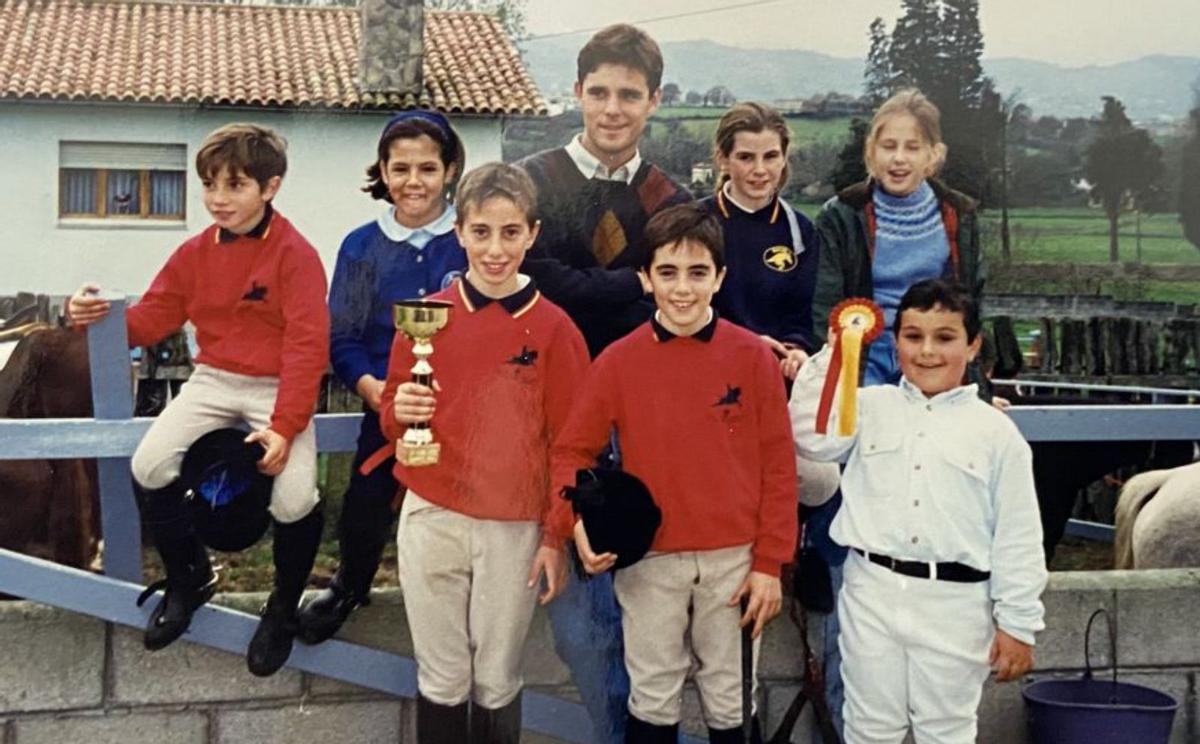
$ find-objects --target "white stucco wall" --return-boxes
[0,101,503,296]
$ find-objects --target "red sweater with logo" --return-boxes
[380,280,589,538]
[550,319,798,576]
[125,213,330,441]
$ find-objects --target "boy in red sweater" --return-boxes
[67,123,329,677]
[550,203,798,743]
[381,162,589,743]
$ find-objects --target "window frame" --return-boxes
[58,141,188,222]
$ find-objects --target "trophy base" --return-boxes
[397,441,441,467]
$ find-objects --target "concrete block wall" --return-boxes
[2,569,1199,743]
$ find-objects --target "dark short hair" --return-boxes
[364,114,466,203]
[576,24,664,94]
[895,278,981,341]
[454,162,538,227]
[195,123,287,187]
[641,203,725,272]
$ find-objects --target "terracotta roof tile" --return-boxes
[0,0,546,114]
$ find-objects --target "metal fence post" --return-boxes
[87,296,142,582]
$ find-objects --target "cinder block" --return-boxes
[976,677,1027,744]
[1115,571,1200,667]
[110,625,301,704]
[216,702,401,744]
[757,613,807,679]
[303,590,414,695]
[763,683,815,743]
[0,602,104,713]
[1114,671,1191,744]
[521,608,572,686]
[1034,573,1116,670]
[16,710,207,744]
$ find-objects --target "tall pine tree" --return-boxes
[887,0,942,93]
[864,18,892,105]
[939,0,985,105]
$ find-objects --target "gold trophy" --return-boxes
[392,299,453,466]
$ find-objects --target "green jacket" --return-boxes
[811,177,984,337]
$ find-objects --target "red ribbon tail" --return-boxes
[814,340,843,434]
[358,443,394,476]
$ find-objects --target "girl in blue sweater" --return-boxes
[297,110,467,643]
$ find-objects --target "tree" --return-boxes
[1181,87,1200,250]
[685,90,703,106]
[703,85,736,107]
[661,83,681,107]
[863,17,891,105]
[1084,96,1164,262]
[887,0,941,93]
[938,0,985,105]
[426,0,527,41]
[831,119,870,191]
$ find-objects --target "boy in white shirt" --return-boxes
[790,278,1047,744]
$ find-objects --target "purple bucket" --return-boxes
[1023,609,1178,744]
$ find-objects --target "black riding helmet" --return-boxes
[180,427,273,552]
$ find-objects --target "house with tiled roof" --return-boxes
[0,0,546,294]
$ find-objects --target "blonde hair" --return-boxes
[713,101,791,194]
[863,89,947,179]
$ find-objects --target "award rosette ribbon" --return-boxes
[815,298,885,436]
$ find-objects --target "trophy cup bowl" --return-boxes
[393,300,453,466]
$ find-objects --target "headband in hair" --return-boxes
[381,110,454,141]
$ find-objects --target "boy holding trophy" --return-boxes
[379,162,590,743]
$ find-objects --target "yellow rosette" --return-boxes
[815,298,885,436]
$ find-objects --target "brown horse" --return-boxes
[0,326,100,569]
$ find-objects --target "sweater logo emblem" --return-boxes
[763,245,797,272]
[241,282,268,302]
[507,346,539,367]
[441,270,462,289]
[714,384,742,407]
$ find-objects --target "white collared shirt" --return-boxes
[790,347,1048,644]
[565,134,641,184]
[377,203,457,249]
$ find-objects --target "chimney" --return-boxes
[359,0,424,95]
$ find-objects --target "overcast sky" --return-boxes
[523,0,1200,67]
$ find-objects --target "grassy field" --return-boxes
[980,208,1198,265]
[648,112,854,146]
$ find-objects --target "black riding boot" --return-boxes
[134,479,217,651]
[247,507,323,677]
[625,713,679,744]
[295,527,383,644]
[469,691,522,744]
[297,474,394,644]
[417,694,469,744]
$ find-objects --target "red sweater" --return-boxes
[550,319,798,576]
[380,279,589,539]
[125,212,330,441]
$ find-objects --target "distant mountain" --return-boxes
[986,55,1200,120]
[521,38,862,103]
[521,38,1200,121]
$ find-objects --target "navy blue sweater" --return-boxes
[517,147,691,356]
[328,221,466,388]
[700,191,819,352]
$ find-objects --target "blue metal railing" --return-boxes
[2,300,1199,739]
[0,299,616,743]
